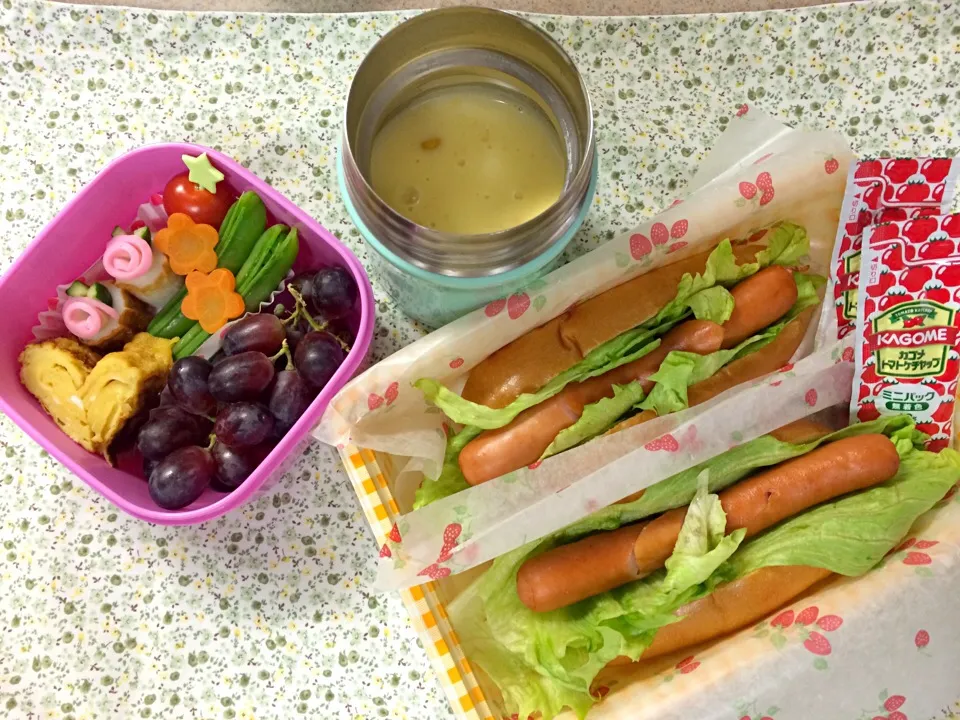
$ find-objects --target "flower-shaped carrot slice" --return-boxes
[154,213,219,275]
[181,268,245,334]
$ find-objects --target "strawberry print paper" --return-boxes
[754,603,845,670]
[822,157,959,343]
[735,704,781,720]
[735,171,776,207]
[852,215,960,450]
[855,690,912,720]
[887,537,941,577]
[658,654,702,684]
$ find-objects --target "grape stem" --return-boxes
[206,433,217,451]
[286,285,352,354]
[287,286,327,332]
[269,338,294,371]
[284,287,314,327]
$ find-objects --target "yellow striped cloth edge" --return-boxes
[339,445,496,720]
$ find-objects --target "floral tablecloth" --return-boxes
[1,0,959,717]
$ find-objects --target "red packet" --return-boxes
[853,213,960,451]
[825,158,958,341]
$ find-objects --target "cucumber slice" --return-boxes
[132,226,151,243]
[86,283,113,306]
[66,280,90,298]
[111,225,126,237]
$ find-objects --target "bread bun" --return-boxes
[641,564,832,661]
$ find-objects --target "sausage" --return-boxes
[721,265,798,348]
[516,434,899,612]
[458,320,724,486]
[516,524,647,614]
[458,393,582,487]
[632,434,899,574]
[721,433,899,530]
[690,306,814,406]
[614,419,831,506]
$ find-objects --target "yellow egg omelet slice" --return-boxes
[19,337,100,451]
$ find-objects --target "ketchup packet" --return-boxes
[824,158,959,341]
[852,213,960,450]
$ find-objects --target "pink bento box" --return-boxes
[0,143,374,525]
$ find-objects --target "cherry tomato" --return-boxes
[162,172,233,228]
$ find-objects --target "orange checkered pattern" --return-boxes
[341,446,495,720]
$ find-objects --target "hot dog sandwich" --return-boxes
[448,416,960,720]
[415,223,822,506]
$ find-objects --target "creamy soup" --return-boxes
[368,84,567,235]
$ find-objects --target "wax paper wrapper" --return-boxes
[314,110,853,589]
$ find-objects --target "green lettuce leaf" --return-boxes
[450,417,957,720]
[688,221,809,288]
[662,474,746,589]
[635,351,698,416]
[412,426,481,509]
[687,285,735,324]
[545,382,646,458]
[756,222,811,267]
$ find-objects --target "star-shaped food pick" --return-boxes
[182,153,225,193]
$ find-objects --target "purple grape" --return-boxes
[307,266,358,321]
[137,407,211,460]
[168,356,217,415]
[158,386,177,407]
[209,478,233,493]
[212,442,263,490]
[327,317,356,348]
[285,323,305,354]
[294,331,345,390]
[148,446,214,510]
[149,405,212,428]
[222,313,286,357]
[267,368,317,435]
[215,402,274,447]
[208,351,275,402]
[286,271,314,299]
[109,395,158,454]
[142,455,160,481]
